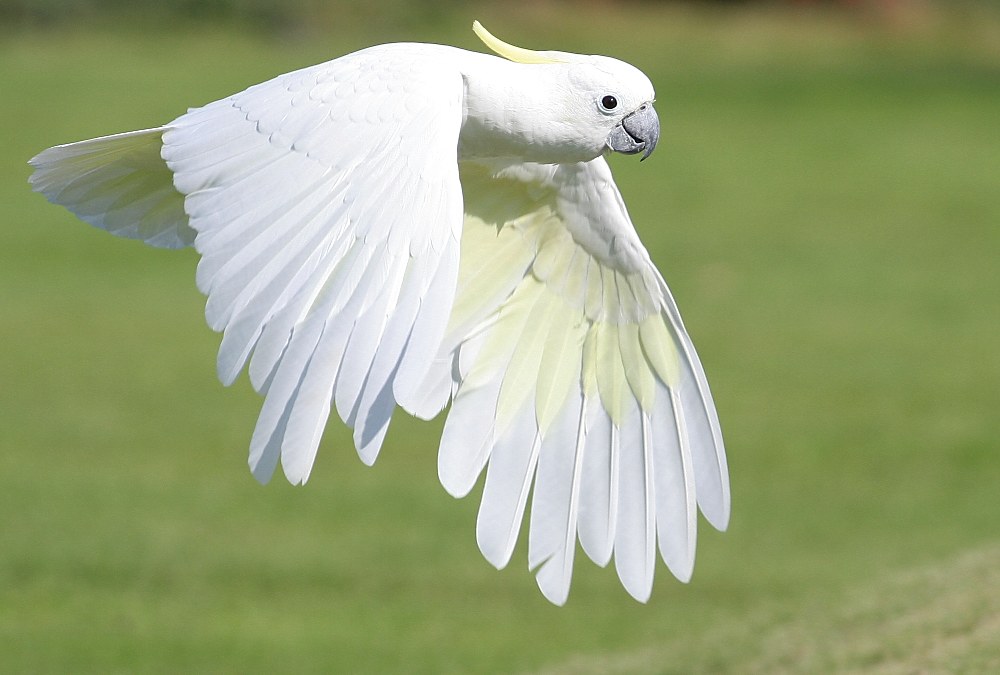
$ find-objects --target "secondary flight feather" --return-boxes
[29,21,730,605]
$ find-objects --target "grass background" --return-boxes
[2,2,999,672]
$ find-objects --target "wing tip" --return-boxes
[536,579,570,607]
[438,463,477,499]
[249,456,276,485]
[699,483,732,532]
[623,580,653,604]
[476,520,517,571]
[666,555,695,584]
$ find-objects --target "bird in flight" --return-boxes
[29,21,729,605]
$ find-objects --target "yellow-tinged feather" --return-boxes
[585,258,605,321]
[630,272,660,317]
[448,215,533,334]
[614,271,639,321]
[618,322,656,410]
[555,247,590,306]
[461,275,537,391]
[495,280,556,433]
[581,325,600,398]
[639,314,681,388]
[535,302,586,432]
[532,226,575,283]
[602,269,621,322]
[455,217,500,287]
[594,322,630,426]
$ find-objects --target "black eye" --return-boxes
[600,95,618,111]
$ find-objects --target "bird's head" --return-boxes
[470,21,659,163]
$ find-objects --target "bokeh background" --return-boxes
[2,1,999,672]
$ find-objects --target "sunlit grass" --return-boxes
[2,5,998,672]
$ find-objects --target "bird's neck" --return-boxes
[457,57,600,165]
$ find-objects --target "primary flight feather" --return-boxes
[29,21,729,605]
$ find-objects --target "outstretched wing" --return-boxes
[162,45,466,483]
[30,44,467,484]
[421,158,729,604]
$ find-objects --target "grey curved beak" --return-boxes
[605,102,659,161]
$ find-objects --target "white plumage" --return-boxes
[29,22,729,605]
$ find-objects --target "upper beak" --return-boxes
[605,102,660,161]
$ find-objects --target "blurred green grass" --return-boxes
[2,4,999,672]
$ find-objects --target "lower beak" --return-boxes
[605,102,660,161]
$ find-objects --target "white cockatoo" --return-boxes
[29,22,729,605]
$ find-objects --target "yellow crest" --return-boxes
[472,21,566,65]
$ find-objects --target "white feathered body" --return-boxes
[29,34,729,605]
